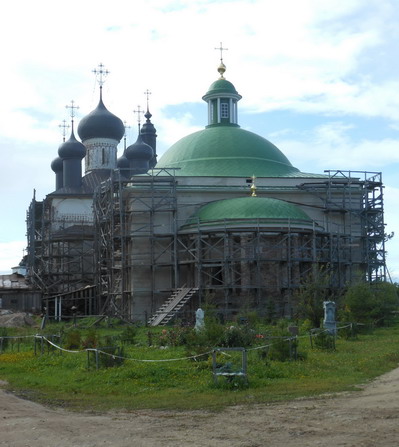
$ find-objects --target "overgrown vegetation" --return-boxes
[340,281,399,326]
[294,267,336,327]
[1,314,399,411]
[1,279,398,411]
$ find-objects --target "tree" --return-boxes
[294,266,335,328]
[343,281,399,326]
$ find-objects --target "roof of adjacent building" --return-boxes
[181,196,313,229]
[49,169,113,196]
[0,274,30,290]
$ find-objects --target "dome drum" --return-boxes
[84,139,118,173]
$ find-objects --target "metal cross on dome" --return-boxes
[92,63,109,88]
[215,42,228,63]
[58,119,70,142]
[133,105,144,130]
[65,100,79,130]
[66,100,79,119]
[144,89,152,110]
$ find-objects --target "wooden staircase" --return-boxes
[148,287,199,326]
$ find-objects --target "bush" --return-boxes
[82,329,99,349]
[183,319,255,362]
[98,346,124,368]
[311,329,335,350]
[119,326,137,345]
[157,327,193,347]
[294,267,336,328]
[203,318,225,346]
[64,329,81,350]
[342,281,399,326]
[222,325,254,348]
[267,320,298,361]
[0,328,9,352]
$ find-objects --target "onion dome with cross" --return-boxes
[77,64,125,173]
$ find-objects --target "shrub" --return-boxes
[119,326,137,345]
[342,281,399,326]
[267,320,298,361]
[311,329,335,350]
[0,328,9,352]
[98,346,124,368]
[64,329,81,350]
[156,327,189,347]
[82,329,99,349]
[203,317,225,346]
[294,267,336,328]
[222,325,254,348]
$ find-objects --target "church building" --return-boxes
[26,58,386,323]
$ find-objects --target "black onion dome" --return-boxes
[51,156,63,173]
[58,131,86,159]
[117,153,129,169]
[77,97,125,142]
[141,110,157,135]
[125,134,153,161]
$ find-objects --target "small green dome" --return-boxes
[158,126,300,177]
[203,78,241,98]
[182,197,313,230]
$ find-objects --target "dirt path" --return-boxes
[1,368,399,447]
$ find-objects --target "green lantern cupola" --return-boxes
[202,60,242,127]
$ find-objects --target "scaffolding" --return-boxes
[93,169,178,320]
[92,169,386,321]
[299,170,386,283]
[27,169,386,320]
[26,194,96,306]
[177,222,356,317]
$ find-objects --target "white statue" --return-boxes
[195,308,205,332]
[323,301,336,335]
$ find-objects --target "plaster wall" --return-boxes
[51,197,93,231]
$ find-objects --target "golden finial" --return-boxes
[215,42,228,79]
[218,62,226,79]
[250,175,257,197]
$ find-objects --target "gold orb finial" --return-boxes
[215,42,228,79]
[218,62,226,79]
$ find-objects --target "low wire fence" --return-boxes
[0,323,359,379]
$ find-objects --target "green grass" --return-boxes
[1,322,399,412]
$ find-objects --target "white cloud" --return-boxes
[276,122,399,172]
[1,0,399,277]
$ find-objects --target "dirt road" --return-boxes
[1,368,399,447]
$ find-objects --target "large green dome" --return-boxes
[181,196,313,230]
[158,126,300,177]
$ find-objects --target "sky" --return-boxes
[1,0,399,281]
